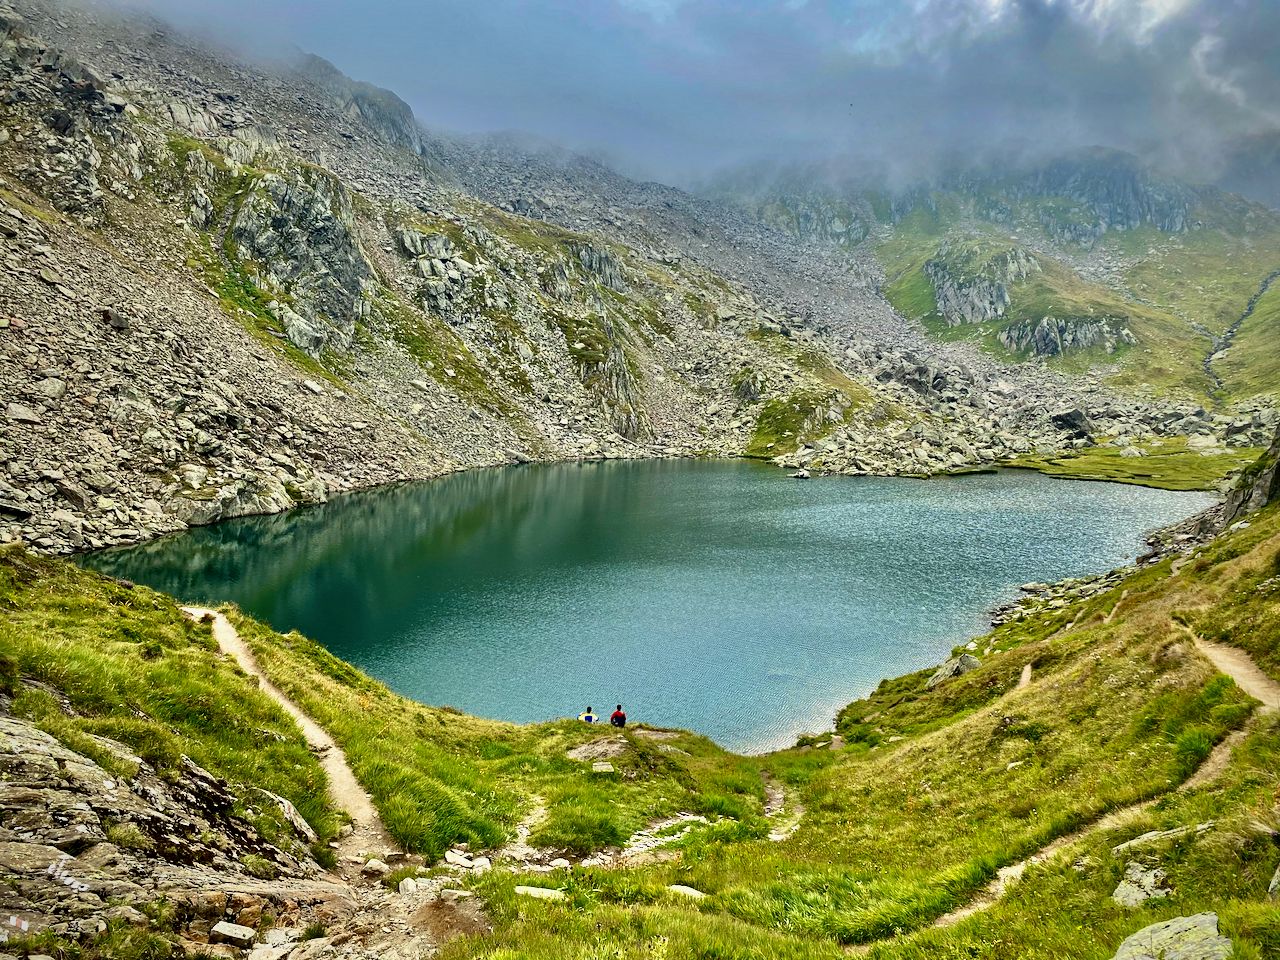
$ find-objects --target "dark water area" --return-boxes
[84,461,1214,752]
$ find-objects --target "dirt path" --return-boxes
[1104,589,1130,623]
[183,607,397,868]
[899,636,1280,938]
[763,775,804,842]
[1191,634,1280,711]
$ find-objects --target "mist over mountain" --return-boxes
[110,0,1280,200]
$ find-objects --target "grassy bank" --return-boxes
[0,548,339,857]
[1007,439,1262,491]
[4,498,1280,957]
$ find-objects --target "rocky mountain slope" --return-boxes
[0,0,1272,556]
[710,151,1280,405]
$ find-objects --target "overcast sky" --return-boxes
[116,0,1280,186]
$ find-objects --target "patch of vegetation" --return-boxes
[1007,438,1262,491]
[744,389,843,458]
[477,205,586,256]
[872,190,1280,401]
[372,289,512,414]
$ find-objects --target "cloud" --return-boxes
[108,0,1280,186]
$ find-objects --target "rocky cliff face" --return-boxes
[0,709,337,945]
[229,167,374,355]
[1223,427,1280,524]
[924,242,1039,326]
[292,52,424,156]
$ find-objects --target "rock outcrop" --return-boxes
[998,316,1137,357]
[0,710,345,945]
[1110,913,1232,960]
[925,242,1039,327]
[229,167,373,355]
[1222,425,1280,525]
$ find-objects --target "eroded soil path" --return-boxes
[183,607,398,869]
[887,635,1280,942]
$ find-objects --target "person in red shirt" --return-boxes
[610,704,626,728]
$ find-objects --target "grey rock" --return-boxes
[1112,822,1214,855]
[927,654,981,690]
[1111,861,1170,907]
[35,378,67,400]
[1111,913,1232,960]
[210,921,257,948]
[667,884,706,899]
[6,403,41,424]
[102,308,130,331]
[513,885,565,901]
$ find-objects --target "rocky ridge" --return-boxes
[0,0,1272,559]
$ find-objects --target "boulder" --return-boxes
[1111,913,1232,960]
[6,402,40,424]
[102,307,131,331]
[1051,407,1093,437]
[254,789,318,845]
[927,654,981,690]
[667,884,706,899]
[1111,861,1170,907]
[210,921,257,949]
[513,885,565,901]
[444,849,473,868]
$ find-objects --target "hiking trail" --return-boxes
[182,607,398,872]
[851,634,1280,951]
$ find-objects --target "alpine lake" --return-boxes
[84,460,1215,752]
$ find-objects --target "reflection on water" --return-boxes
[85,461,1214,752]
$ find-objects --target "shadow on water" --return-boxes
[84,460,1215,752]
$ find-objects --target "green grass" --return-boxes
[872,189,1280,401]
[0,548,339,853]
[742,333,872,459]
[1007,439,1263,491]
[1219,276,1280,400]
[229,612,766,860]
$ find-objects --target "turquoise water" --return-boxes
[84,461,1214,752]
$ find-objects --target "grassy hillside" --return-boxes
[0,549,340,860]
[3,497,1280,957]
[874,188,1280,404]
[450,505,1280,958]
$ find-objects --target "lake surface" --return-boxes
[84,461,1214,752]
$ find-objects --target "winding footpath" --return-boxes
[182,607,398,871]
[919,631,1280,936]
